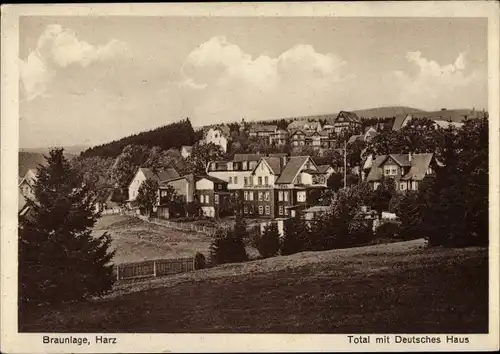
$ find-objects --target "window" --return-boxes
[229,176,232,184]
[259,206,263,215]
[249,191,254,201]
[242,161,248,170]
[284,207,289,215]
[258,177,262,185]
[244,177,248,185]
[215,194,219,204]
[244,191,248,200]
[244,205,248,214]
[284,191,289,201]
[200,195,205,203]
[264,192,270,201]
[297,191,306,202]
[261,164,265,171]
[264,176,269,185]
[258,192,263,201]
[279,206,283,215]
[206,195,210,204]
[400,183,406,191]
[234,176,238,184]
[278,191,283,201]
[218,184,222,190]
[296,175,302,184]
[265,206,270,215]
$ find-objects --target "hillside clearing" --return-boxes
[92,215,259,264]
[19,239,488,333]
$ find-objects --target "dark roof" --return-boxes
[139,167,180,182]
[262,157,283,175]
[348,135,363,144]
[233,153,262,162]
[335,111,361,123]
[198,175,228,184]
[302,169,322,175]
[317,165,333,173]
[160,173,197,187]
[275,156,309,184]
[366,153,434,182]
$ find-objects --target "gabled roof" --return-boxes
[139,167,180,183]
[348,134,363,144]
[317,165,334,173]
[366,153,434,182]
[335,111,361,123]
[262,157,283,175]
[233,153,262,162]
[275,156,310,184]
[400,154,434,181]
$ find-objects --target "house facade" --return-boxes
[248,124,278,143]
[204,127,229,153]
[207,153,262,191]
[195,176,230,218]
[270,129,289,145]
[365,153,436,191]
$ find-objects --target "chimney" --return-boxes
[281,155,288,168]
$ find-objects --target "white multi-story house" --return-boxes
[204,127,229,153]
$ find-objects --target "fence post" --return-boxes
[153,260,157,277]
[116,265,120,281]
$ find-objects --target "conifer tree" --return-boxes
[18,149,115,307]
[255,223,280,258]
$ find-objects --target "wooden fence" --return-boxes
[115,257,195,281]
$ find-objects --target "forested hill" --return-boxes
[81,119,199,158]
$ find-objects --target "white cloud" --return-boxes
[20,24,128,101]
[394,51,484,109]
[180,36,347,125]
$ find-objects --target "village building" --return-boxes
[240,155,328,219]
[391,109,486,131]
[269,128,289,145]
[128,167,179,203]
[18,169,37,215]
[332,111,362,134]
[365,153,437,191]
[195,176,230,218]
[348,126,379,144]
[206,153,262,192]
[248,124,278,143]
[204,127,229,153]
[180,145,193,159]
[287,120,323,133]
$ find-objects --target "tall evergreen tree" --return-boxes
[19,149,115,308]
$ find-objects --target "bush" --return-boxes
[194,252,206,270]
[255,223,280,258]
[209,226,248,265]
[375,221,401,240]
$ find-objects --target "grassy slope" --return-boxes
[20,238,488,333]
[92,215,259,264]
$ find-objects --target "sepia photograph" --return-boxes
[1,2,499,353]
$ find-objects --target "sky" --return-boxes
[19,16,488,148]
